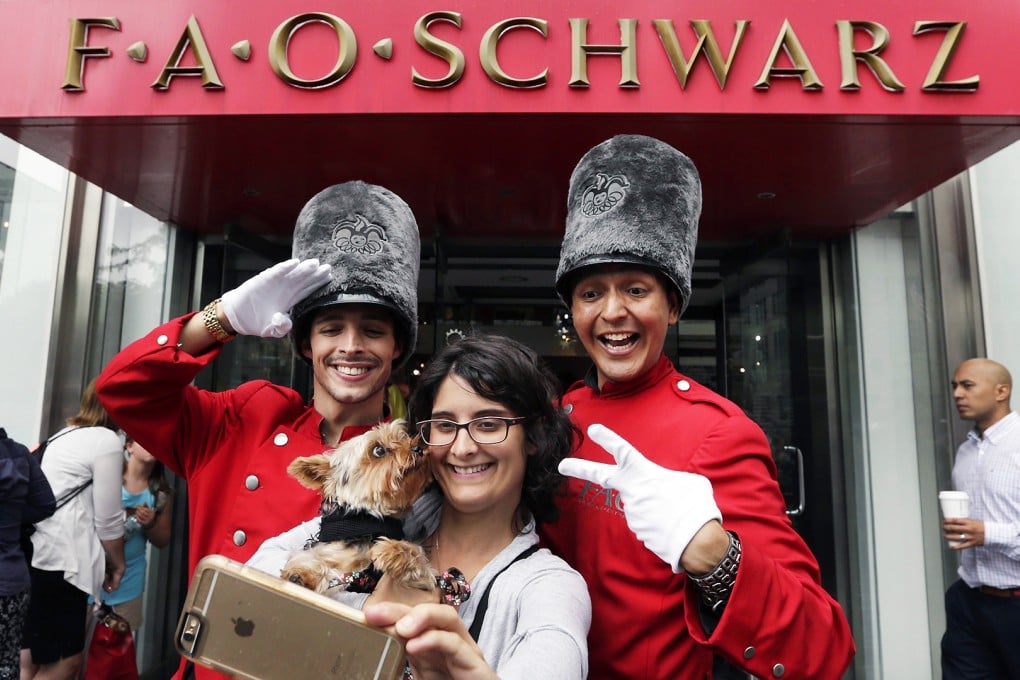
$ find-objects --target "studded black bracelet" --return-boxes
[687,531,741,613]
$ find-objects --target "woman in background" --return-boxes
[20,379,126,680]
[101,436,172,634]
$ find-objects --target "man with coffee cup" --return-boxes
[941,358,1020,679]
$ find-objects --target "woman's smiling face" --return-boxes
[426,374,529,522]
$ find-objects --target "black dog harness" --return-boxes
[317,505,405,543]
[308,504,405,593]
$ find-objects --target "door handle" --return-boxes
[783,445,806,517]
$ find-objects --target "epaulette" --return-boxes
[669,375,745,417]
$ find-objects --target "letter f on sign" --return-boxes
[62,17,121,91]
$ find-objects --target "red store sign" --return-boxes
[2,0,1018,119]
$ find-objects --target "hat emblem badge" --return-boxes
[331,214,388,255]
[580,173,630,216]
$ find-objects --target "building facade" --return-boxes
[3,1,1020,677]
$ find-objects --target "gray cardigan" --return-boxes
[458,528,591,679]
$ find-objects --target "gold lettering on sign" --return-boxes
[268,13,357,89]
[480,17,549,88]
[653,19,749,89]
[913,21,979,92]
[754,19,822,90]
[413,11,465,88]
[62,17,121,91]
[152,15,223,90]
[568,18,639,88]
[837,21,905,91]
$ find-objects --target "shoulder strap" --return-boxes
[35,427,75,463]
[467,544,540,642]
[43,428,92,510]
[54,479,93,510]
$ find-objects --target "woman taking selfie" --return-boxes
[257,334,590,678]
[384,334,590,679]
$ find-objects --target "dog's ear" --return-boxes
[287,455,331,491]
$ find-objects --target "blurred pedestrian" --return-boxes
[941,358,1020,679]
[0,428,54,680]
[100,435,172,633]
[20,378,126,680]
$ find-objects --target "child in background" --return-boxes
[102,437,172,633]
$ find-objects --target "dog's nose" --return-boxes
[411,445,424,457]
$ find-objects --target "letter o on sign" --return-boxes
[269,13,357,89]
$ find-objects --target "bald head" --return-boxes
[958,358,1012,387]
[952,358,1012,432]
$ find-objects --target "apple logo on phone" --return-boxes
[232,617,255,637]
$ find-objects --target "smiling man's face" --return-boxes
[569,266,679,389]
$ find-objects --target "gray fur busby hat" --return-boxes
[555,134,701,314]
[290,181,420,364]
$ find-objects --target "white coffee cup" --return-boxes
[939,490,969,547]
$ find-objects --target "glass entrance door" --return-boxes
[678,241,846,598]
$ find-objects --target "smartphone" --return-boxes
[176,555,406,680]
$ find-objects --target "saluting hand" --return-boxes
[220,258,332,338]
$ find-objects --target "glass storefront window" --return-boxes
[0,134,69,444]
[837,198,963,679]
[88,193,171,379]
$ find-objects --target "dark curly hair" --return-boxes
[409,334,578,533]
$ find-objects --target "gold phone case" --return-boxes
[176,555,405,680]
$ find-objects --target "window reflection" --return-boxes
[0,134,69,445]
[0,162,13,279]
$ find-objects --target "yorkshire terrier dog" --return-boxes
[280,420,439,598]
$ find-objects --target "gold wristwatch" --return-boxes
[201,299,236,343]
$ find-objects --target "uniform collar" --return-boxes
[583,353,674,398]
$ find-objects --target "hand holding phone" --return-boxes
[364,602,497,680]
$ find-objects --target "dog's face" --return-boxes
[287,420,431,517]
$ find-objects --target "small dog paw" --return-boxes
[282,548,338,593]
[282,571,307,587]
[370,538,437,593]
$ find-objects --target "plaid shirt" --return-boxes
[953,410,1020,589]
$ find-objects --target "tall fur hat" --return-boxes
[555,134,701,314]
[290,181,420,364]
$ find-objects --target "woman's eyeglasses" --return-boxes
[416,416,529,446]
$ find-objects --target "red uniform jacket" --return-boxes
[541,355,854,680]
[97,314,381,680]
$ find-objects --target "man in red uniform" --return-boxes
[541,135,855,679]
[97,181,420,679]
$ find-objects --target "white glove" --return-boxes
[220,258,332,338]
[559,424,722,573]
